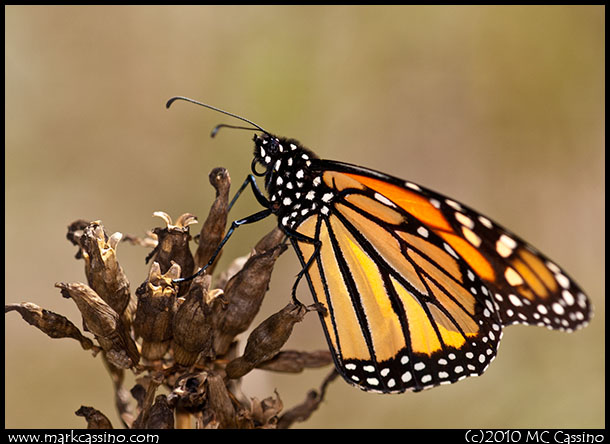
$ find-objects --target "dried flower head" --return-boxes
[7,168,336,429]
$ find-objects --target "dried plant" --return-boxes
[6,167,336,429]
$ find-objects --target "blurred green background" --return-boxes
[5,6,604,429]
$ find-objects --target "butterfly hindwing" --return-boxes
[292,169,503,393]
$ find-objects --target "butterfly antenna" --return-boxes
[211,123,261,138]
[166,96,268,134]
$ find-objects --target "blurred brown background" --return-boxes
[5,5,604,429]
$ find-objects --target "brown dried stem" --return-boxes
[6,167,337,429]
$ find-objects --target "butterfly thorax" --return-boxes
[252,134,330,229]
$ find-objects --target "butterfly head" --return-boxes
[251,133,324,222]
[252,133,281,174]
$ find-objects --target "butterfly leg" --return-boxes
[284,228,326,314]
[229,174,269,211]
[173,208,273,283]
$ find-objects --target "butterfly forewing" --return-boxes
[318,161,592,333]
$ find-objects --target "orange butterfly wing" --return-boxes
[291,161,590,393]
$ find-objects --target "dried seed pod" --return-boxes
[145,395,174,429]
[253,226,285,255]
[214,254,249,291]
[213,242,287,355]
[147,212,196,296]
[168,372,208,411]
[226,303,307,379]
[172,274,220,366]
[56,282,139,369]
[66,219,91,259]
[5,302,95,351]
[134,262,180,360]
[249,392,283,429]
[79,221,132,318]
[131,374,162,429]
[195,168,231,274]
[75,406,114,429]
[256,350,333,373]
[101,356,134,428]
[204,371,236,429]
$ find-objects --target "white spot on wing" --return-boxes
[374,193,396,207]
[462,227,482,247]
[504,267,523,286]
[455,212,474,229]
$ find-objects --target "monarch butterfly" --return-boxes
[168,96,592,394]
